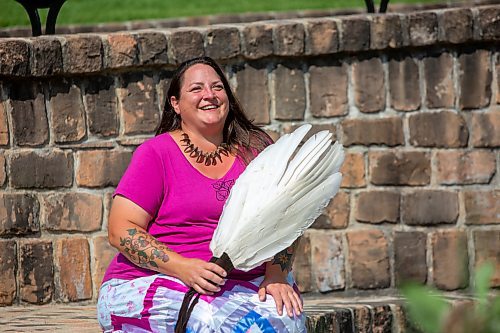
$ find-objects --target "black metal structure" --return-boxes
[14,0,67,36]
[364,0,390,13]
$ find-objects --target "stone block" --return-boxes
[119,73,159,135]
[19,240,53,304]
[342,117,404,147]
[0,193,40,237]
[352,306,372,332]
[409,111,468,148]
[355,191,400,224]
[464,190,499,225]
[305,19,339,55]
[340,16,370,52]
[135,31,168,65]
[369,151,431,186]
[371,14,405,50]
[423,52,455,108]
[31,37,63,76]
[458,49,492,110]
[394,231,427,285]
[439,8,473,44]
[56,238,92,301]
[93,235,118,288]
[435,150,496,185]
[372,305,393,333]
[432,230,469,290]
[76,150,132,188]
[352,57,385,113]
[473,230,500,287]
[0,39,30,76]
[9,81,49,147]
[470,111,500,147]
[408,12,438,46]
[497,54,500,104]
[0,154,5,186]
[340,152,365,188]
[241,23,273,59]
[477,6,500,41]
[105,33,138,68]
[0,240,17,305]
[292,233,311,293]
[48,79,86,143]
[274,63,305,120]
[389,54,420,111]
[313,191,350,229]
[348,230,390,289]
[309,61,348,117]
[84,76,119,137]
[0,100,8,145]
[402,190,458,226]
[282,123,338,143]
[204,27,240,60]
[235,63,270,124]
[63,35,103,73]
[9,150,73,189]
[168,29,204,64]
[310,232,345,292]
[43,193,102,232]
[273,22,305,56]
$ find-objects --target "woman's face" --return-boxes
[170,63,229,132]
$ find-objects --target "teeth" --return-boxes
[201,105,218,110]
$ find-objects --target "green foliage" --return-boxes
[0,0,442,27]
[401,262,500,333]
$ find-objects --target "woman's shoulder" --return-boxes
[136,132,176,154]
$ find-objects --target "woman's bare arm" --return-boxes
[108,195,227,294]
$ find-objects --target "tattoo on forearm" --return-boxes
[272,239,300,272]
[119,228,171,269]
[272,248,294,272]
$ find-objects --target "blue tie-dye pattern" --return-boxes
[232,310,276,333]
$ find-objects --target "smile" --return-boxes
[200,105,219,110]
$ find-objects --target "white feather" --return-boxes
[210,124,345,271]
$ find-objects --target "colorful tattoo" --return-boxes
[119,228,171,269]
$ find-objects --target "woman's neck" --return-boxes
[178,123,224,151]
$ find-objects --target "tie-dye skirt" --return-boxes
[97,273,306,332]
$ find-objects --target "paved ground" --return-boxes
[0,295,406,332]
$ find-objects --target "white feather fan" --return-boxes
[210,123,344,271]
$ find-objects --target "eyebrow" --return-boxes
[188,80,223,86]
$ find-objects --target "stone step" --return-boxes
[0,296,411,332]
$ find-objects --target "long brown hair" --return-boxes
[156,57,272,164]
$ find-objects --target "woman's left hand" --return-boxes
[258,275,303,317]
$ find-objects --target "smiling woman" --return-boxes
[0,0,442,27]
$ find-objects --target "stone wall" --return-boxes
[0,4,498,306]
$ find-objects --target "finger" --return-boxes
[198,278,221,293]
[293,291,303,312]
[273,293,284,316]
[204,271,225,286]
[192,283,212,295]
[288,292,301,316]
[207,263,227,278]
[282,292,293,317]
[258,287,266,302]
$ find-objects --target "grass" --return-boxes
[1,0,443,28]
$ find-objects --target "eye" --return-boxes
[190,86,202,92]
[213,84,224,91]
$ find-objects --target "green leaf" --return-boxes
[149,261,158,268]
[138,250,148,258]
[400,283,451,333]
[474,261,494,314]
[127,228,137,236]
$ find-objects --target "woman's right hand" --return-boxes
[174,257,227,295]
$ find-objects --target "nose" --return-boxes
[202,86,216,99]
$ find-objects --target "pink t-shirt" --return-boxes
[102,133,265,283]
